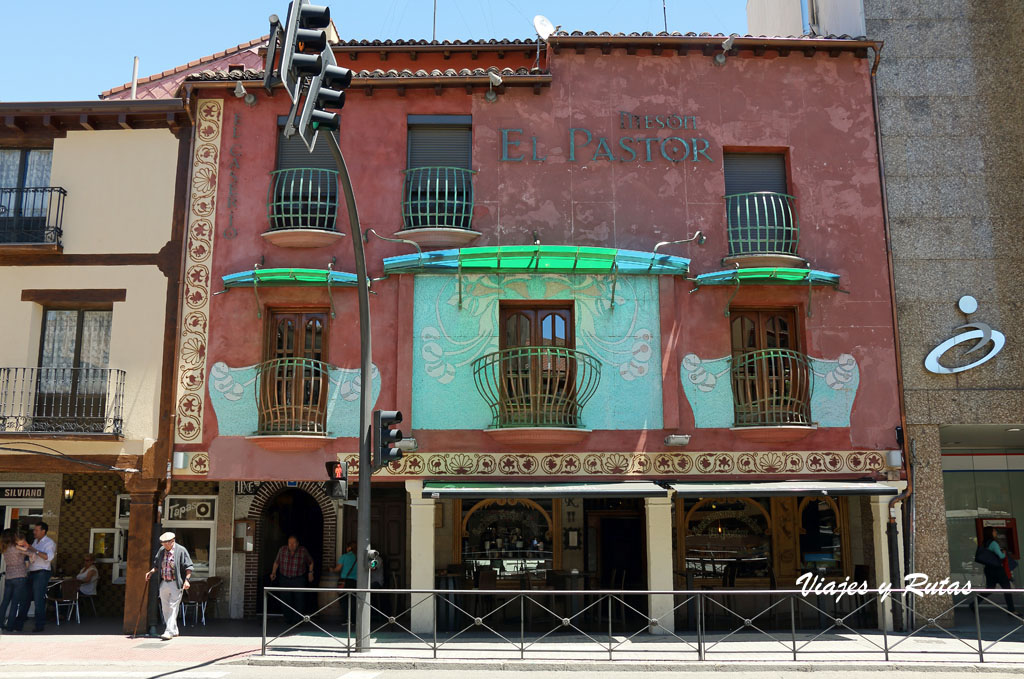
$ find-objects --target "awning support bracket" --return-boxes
[723,275,740,317]
[326,259,337,319]
[609,261,619,310]
[252,262,262,319]
[806,276,814,318]
[457,258,463,310]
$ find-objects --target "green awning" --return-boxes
[422,481,669,499]
[383,245,690,276]
[693,267,840,287]
[669,480,897,497]
[222,268,358,288]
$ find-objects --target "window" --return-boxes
[723,153,796,256]
[162,495,217,576]
[257,310,330,434]
[729,308,811,426]
[0,148,57,244]
[36,309,113,432]
[404,115,473,229]
[497,303,577,426]
[799,497,843,576]
[268,124,338,232]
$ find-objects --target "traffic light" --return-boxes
[277,1,332,104]
[323,459,348,500]
[297,45,352,150]
[366,546,380,571]
[372,410,404,471]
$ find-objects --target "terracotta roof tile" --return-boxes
[185,65,543,82]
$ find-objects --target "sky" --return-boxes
[0,0,748,102]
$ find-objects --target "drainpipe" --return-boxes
[868,41,913,630]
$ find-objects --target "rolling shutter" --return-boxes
[276,128,336,170]
[407,125,472,169]
[723,153,788,195]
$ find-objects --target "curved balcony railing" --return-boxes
[730,348,812,427]
[402,166,476,230]
[472,346,601,429]
[266,168,339,232]
[0,187,66,247]
[254,357,331,435]
[0,367,124,436]
[724,191,799,257]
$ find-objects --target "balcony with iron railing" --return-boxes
[0,187,66,251]
[0,367,125,437]
[730,348,814,442]
[264,168,343,248]
[398,166,480,247]
[251,357,334,451]
[723,192,805,268]
[472,346,601,445]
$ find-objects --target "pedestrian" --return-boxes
[333,540,357,589]
[981,526,1016,613]
[20,521,55,633]
[145,531,193,640]
[269,535,314,627]
[0,530,31,632]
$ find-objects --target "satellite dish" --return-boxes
[533,15,556,40]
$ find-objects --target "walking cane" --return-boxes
[131,576,151,639]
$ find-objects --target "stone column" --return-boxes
[645,495,675,635]
[870,482,907,631]
[122,478,160,634]
[406,479,435,634]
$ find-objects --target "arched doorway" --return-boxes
[258,488,323,617]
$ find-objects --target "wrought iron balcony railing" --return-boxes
[266,168,340,232]
[472,346,601,429]
[730,348,812,426]
[254,357,332,435]
[0,367,125,436]
[724,191,799,257]
[0,187,66,247]
[402,166,476,230]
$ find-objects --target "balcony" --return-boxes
[264,168,343,248]
[730,348,814,443]
[251,357,332,451]
[472,346,601,445]
[0,187,66,251]
[723,191,804,269]
[0,367,125,437]
[397,166,480,247]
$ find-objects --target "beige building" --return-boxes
[0,100,192,628]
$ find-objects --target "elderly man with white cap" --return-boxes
[145,531,194,640]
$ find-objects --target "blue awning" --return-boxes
[382,245,690,276]
[693,267,840,287]
[222,268,358,288]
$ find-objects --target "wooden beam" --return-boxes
[42,115,62,132]
[21,288,127,305]
[409,51,418,61]
[434,84,443,96]
[166,112,180,133]
[0,452,141,474]
[79,114,94,130]
[378,51,387,61]
[4,116,24,132]
[117,113,132,129]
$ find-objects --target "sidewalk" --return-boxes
[2,617,1023,670]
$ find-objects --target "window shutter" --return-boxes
[407,125,472,169]
[723,153,788,195]
[276,129,336,170]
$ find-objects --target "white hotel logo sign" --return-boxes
[925,296,1006,374]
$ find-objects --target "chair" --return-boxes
[180,579,212,627]
[47,579,80,625]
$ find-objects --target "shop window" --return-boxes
[257,310,330,435]
[799,497,844,577]
[403,115,473,229]
[683,497,773,585]
[458,498,556,582]
[162,495,217,576]
[729,308,811,426]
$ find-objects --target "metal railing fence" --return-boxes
[731,348,813,426]
[401,166,476,230]
[266,168,339,232]
[724,191,799,257]
[254,357,332,435]
[0,186,66,247]
[262,586,1024,663]
[0,367,125,436]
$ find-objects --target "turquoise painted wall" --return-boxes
[412,273,663,431]
[208,361,381,437]
[679,352,860,428]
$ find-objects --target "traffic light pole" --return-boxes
[323,129,373,651]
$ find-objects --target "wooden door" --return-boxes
[260,311,329,433]
[730,309,809,425]
[499,304,574,426]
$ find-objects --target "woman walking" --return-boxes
[0,530,31,632]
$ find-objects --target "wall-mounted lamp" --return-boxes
[485,71,503,103]
[63,486,75,504]
[714,36,735,66]
[233,81,257,107]
[664,434,691,447]
[172,451,188,470]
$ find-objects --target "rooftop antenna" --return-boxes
[532,14,557,71]
[662,0,668,33]
[433,0,437,42]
